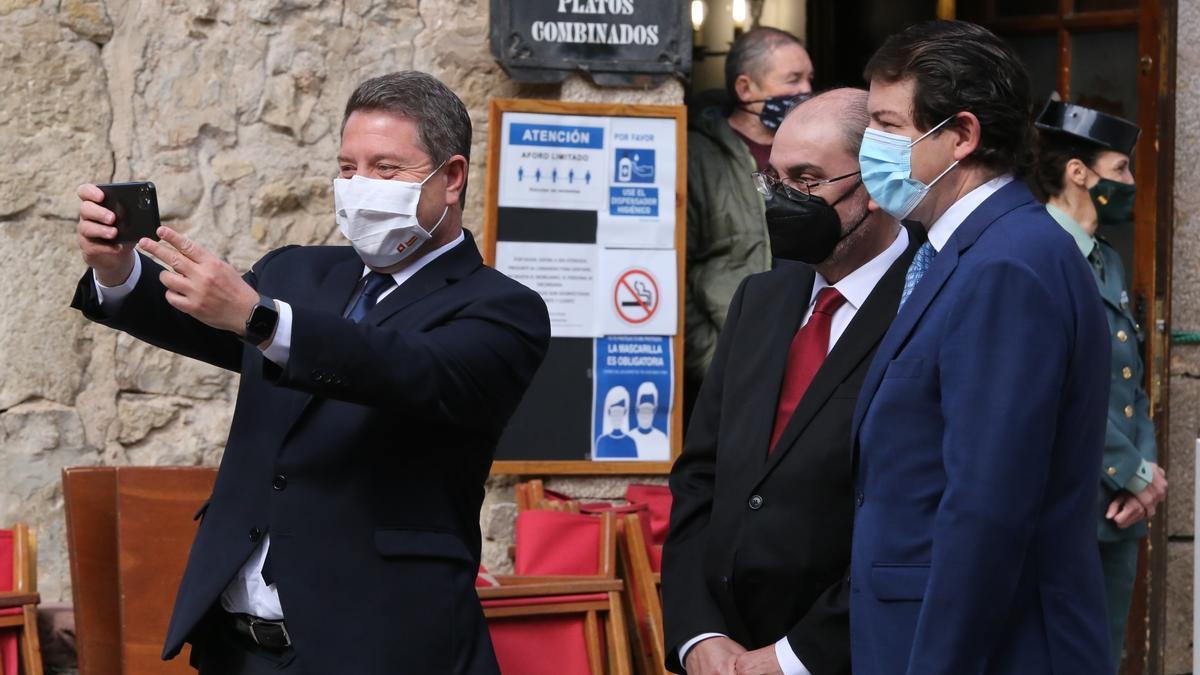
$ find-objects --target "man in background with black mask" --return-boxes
[684,26,813,419]
[663,89,921,675]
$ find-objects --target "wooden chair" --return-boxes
[617,514,668,675]
[0,524,42,675]
[482,489,633,674]
[512,480,667,674]
[63,466,216,675]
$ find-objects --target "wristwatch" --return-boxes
[243,294,279,346]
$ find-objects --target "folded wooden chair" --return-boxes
[480,501,632,674]
[0,524,43,675]
[617,513,668,675]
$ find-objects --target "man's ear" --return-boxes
[734,73,758,103]
[442,155,468,206]
[950,111,982,162]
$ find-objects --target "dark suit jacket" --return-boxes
[70,233,550,675]
[849,181,1111,675]
[662,225,921,674]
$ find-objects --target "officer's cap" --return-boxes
[1035,100,1140,156]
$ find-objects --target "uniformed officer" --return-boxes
[1032,100,1168,672]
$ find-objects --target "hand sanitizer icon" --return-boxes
[618,154,634,183]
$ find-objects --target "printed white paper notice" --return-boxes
[597,116,677,249]
[495,242,597,338]
[597,248,677,336]
[498,113,609,211]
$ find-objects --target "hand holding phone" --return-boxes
[75,183,141,286]
[96,181,161,243]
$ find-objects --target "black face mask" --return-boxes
[743,92,812,130]
[766,178,868,265]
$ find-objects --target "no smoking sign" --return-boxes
[613,268,660,324]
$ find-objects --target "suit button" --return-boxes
[1125,405,1134,418]
[855,490,865,507]
[748,495,764,510]
[1123,367,1133,380]
[1117,330,1129,343]
[311,370,323,383]
[249,527,262,543]
[273,474,288,491]
[1107,467,1117,477]
[720,575,730,588]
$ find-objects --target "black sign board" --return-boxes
[490,0,692,86]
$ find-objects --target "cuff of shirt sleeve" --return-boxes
[1124,459,1154,494]
[679,633,727,671]
[260,300,291,367]
[774,636,812,675]
[93,253,142,309]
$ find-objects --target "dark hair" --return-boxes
[863,20,1035,178]
[1030,131,1104,203]
[342,71,472,203]
[725,27,805,104]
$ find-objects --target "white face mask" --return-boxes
[334,162,448,268]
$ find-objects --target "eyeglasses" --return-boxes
[752,170,861,202]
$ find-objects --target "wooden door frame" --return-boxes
[1126,1,1176,672]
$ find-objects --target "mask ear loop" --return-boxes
[910,114,958,148]
[419,158,450,185]
[417,157,452,237]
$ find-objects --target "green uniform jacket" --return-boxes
[1093,239,1157,541]
[684,106,772,384]
[1049,205,1157,542]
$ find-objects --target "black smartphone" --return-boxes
[96,181,161,243]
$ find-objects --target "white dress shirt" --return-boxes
[678,224,909,675]
[925,174,1014,253]
[94,231,466,619]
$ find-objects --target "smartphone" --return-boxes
[96,181,161,243]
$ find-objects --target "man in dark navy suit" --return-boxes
[849,21,1111,674]
[71,71,549,674]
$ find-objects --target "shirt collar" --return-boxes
[811,224,909,311]
[1045,203,1097,258]
[362,231,466,287]
[925,174,1014,252]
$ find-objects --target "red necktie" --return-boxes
[768,287,847,453]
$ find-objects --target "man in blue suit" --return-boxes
[849,21,1112,674]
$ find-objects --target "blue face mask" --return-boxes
[859,116,959,221]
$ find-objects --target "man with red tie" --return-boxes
[661,88,921,675]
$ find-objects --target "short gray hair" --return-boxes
[342,71,472,201]
[788,88,871,159]
[725,27,805,103]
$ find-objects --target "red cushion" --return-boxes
[624,485,672,546]
[649,544,663,573]
[0,631,14,675]
[489,616,594,675]
[0,531,13,593]
[0,609,18,618]
[515,510,601,576]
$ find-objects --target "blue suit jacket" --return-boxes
[849,181,1112,674]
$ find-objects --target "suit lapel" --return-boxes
[364,233,484,325]
[759,227,921,479]
[316,255,368,317]
[275,232,483,445]
[850,181,1035,448]
[739,265,815,469]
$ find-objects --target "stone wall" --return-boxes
[1168,1,1200,672]
[0,0,681,603]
